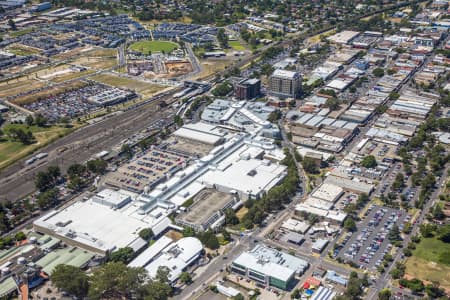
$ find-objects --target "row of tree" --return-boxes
[52,262,173,300]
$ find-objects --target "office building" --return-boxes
[268,69,302,99]
[234,78,261,100]
[231,244,309,290]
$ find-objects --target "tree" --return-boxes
[267,110,282,123]
[88,262,147,300]
[121,144,133,160]
[52,264,89,299]
[144,277,172,300]
[179,272,192,285]
[139,228,154,241]
[301,157,319,174]
[432,204,445,220]
[174,115,183,127]
[197,230,219,250]
[425,282,445,298]
[373,67,384,77]
[217,28,228,48]
[109,247,134,264]
[8,19,16,30]
[344,217,357,232]
[67,163,86,179]
[438,225,450,243]
[388,224,401,242]
[14,231,26,241]
[87,159,107,174]
[25,115,34,126]
[361,155,377,168]
[36,188,58,209]
[212,82,233,97]
[34,114,47,127]
[378,289,391,300]
[325,97,340,111]
[225,208,239,225]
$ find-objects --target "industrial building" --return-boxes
[33,189,175,255]
[268,69,302,99]
[231,244,309,290]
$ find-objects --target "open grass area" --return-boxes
[90,73,165,97]
[405,236,450,289]
[229,40,246,51]
[50,69,96,83]
[9,28,34,37]
[0,124,74,170]
[411,237,450,264]
[6,45,41,56]
[129,40,178,54]
[405,256,450,290]
[235,206,248,221]
[195,60,231,80]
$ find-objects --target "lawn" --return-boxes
[411,237,450,265]
[0,124,74,170]
[229,40,246,51]
[405,237,450,289]
[129,40,178,54]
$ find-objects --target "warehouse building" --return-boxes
[33,189,175,255]
[231,244,309,290]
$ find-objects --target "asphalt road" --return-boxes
[0,96,175,201]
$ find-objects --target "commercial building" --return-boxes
[268,69,302,99]
[231,244,309,290]
[234,78,261,100]
[145,237,203,283]
[172,123,228,146]
[87,88,136,106]
[327,30,360,44]
[33,189,175,255]
[312,239,329,253]
[325,271,348,286]
[310,286,336,300]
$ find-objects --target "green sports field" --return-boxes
[129,40,178,54]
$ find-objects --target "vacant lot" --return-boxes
[405,237,450,289]
[0,78,46,98]
[90,73,165,97]
[229,40,246,51]
[0,124,73,170]
[129,40,178,54]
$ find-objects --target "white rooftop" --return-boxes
[145,237,203,282]
[272,69,299,80]
[34,190,173,254]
